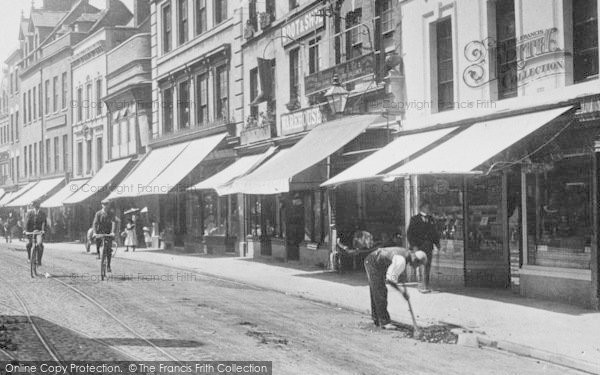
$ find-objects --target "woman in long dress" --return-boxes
[124,218,138,252]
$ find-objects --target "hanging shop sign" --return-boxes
[305,53,375,95]
[280,106,324,136]
[463,27,564,89]
[281,8,325,42]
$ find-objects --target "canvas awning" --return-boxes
[107,133,226,199]
[41,179,89,208]
[63,158,132,204]
[0,191,17,207]
[6,178,64,207]
[321,127,458,187]
[189,147,277,196]
[385,106,573,177]
[232,115,383,195]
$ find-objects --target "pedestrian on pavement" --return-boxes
[24,200,48,266]
[364,247,427,329]
[5,211,16,243]
[124,217,137,252]
[407,201,440,293]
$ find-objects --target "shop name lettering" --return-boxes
[281,107,323,135]
[281,10,324,41]
[463,28,564,88]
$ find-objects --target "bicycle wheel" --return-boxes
[30,245,37,278]
[100,246,107,281]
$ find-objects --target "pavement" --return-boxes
[19,241,600,374]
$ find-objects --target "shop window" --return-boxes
[196,73,208,125]
[178,0,188,45]
[435,18,454,112]
[308,37,321,74]
[246,195,281,241]
[178,80,190,129]
[163,3,172,53]
[527,156,592,269]
[195,0,206,35]
[495,0,517,99]
[573,0,599,82]
[345,8,363,60]
[202,193,228,236]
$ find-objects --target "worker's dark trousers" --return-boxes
[26,240,44,264]
[364,255,390,326]
[423,250,433,288]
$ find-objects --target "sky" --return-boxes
[0,0,134,65]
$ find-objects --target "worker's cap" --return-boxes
[101,199,112,205]
[413,250,428,265]
[30,199,41,207]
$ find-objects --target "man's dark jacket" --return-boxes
[407,214,440,253]
[25,209,48,232]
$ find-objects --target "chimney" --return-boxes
[133,0,151,27]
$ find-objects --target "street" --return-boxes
[0,243,586,375]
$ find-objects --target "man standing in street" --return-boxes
[364,247,427,329]
[25,200,48,266]
[407,201,440,293]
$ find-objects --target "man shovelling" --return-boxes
[364,247,428,330]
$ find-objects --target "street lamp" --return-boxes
[324,74,349,115]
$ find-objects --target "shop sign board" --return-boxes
[577,97,600,121]
[305,53,375,95]
[281,8,325,42]
[280,106,323,136]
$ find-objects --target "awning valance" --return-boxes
[189,147,277,196]
[7,178,64,207]
[63,158,132,204]
[41,179,89,208]
[233,115,383,195]
[321,127,458,187]
[385,106,573,177]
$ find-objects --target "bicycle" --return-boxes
[24,231,44,278]
[94,234,115,281]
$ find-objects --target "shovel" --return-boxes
[390,282,422,338]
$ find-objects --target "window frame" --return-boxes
[162,2,173,54]
[178,0,189,45]
[215,65,229,120]
[435,17,454,112]
[195,0,207,35]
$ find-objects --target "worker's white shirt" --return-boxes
[386,255,406,283]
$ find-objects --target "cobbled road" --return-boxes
[0,243,587,375]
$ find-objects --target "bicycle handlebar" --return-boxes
[94,234,115,239]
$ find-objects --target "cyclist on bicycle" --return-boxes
[25,200,48,266]
[92,199,116,272]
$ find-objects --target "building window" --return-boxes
[62,73,68,109]
[289,0,298,10]
[249,67,259,118]
[52,76,58,112]
[435,18,454,112]
[97,137,103,170]
[215,66,229,120]
[380,0,394,34]
[86,139,92,174]
[15,112,18,141]
[34,143,37,176]
[77,87,83,122]
[308,37,321,74]
[163,87,174,134]
[179,80,190,129]
[46,139,51,173]
[45,80,50,115]
[573,0,599,82]
[28,90,32,123]
[33,86,37,120]
[195,0,206,35]
[22,93,26,124]
[39,141,43,175]
[24,147,27,177]
[214,0,227,24]
[196,73,209,125]
[496,0,517,99]
[54,137,59,172]
[346,8,363,60]
[289,48,300,102]
[86,83,92,120]
[163,3,172,53]
[77,141,83,176]
[9,114,13,142]
[38,84,43,117]
[62,135,68,172]
[15,156,19,180]
[96,79,103,116]
[178,0,189,45]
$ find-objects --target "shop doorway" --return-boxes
[464,174,510,288]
